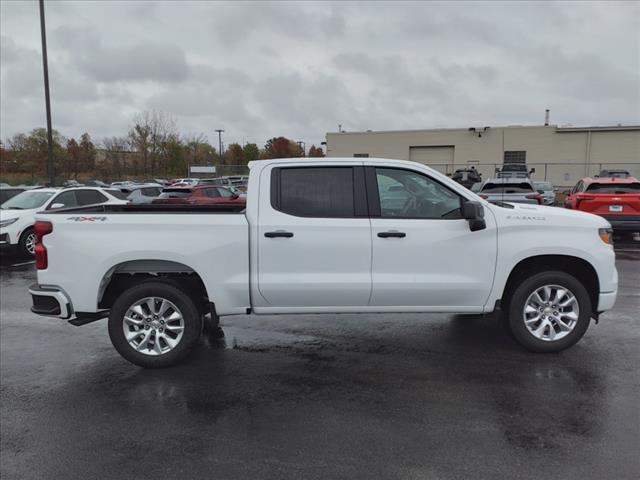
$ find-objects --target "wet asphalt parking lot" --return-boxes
[1,243,639,480]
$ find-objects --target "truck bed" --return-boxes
[34,204,250,315]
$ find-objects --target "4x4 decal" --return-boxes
[66,216,107,222]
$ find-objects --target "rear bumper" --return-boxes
[29,284,73,319]
[599,214,640,231]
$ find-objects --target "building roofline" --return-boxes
[555,125,640,133]
[326,124,640,136]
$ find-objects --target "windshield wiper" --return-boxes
[7,206,24,210]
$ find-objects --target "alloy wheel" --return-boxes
[122,297,185,356]
[523,284,579,342]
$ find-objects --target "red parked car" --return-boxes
[152,185,246,206]
[564,176,640,231]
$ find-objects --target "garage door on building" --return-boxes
[409,146,454,174]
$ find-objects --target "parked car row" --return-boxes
[1,187,127,256]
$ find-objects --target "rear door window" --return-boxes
[76,189,108,205]
[272,167,356,218]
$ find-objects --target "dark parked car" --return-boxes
[450,168,482,189]
[152,185,246,206]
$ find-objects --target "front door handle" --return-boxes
[264,230,294,238]
[377,231,406,238]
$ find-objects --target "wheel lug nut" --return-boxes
[160,320,165,325]
[152,330,156,334]
[144,325,150,330]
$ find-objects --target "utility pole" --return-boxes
[215,129,224,162]
[39,0,55,186]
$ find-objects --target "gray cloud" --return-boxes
[1,0,638,147]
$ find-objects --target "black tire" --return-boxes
[18,228,35,257]
[506,271,592,353]
[108,281,202,368]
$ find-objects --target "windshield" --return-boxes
[534,182,553,191]
[106,189,129,200]
[481,182,533,194]
[159,189,193,198]
[1,191,55,210]
[586,183,640,193]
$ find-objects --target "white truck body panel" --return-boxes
[33,158,617,319]
[36,213,249,315]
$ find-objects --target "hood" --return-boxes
[490,202,611,229]
[0,208,35,221]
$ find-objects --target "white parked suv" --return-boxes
[0,187,126,256]
[28,158,617,367]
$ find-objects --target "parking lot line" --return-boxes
[10,260,35,267]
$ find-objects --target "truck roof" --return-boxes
[248,157,435,168]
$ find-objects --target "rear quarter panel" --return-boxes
[35,212,250,315]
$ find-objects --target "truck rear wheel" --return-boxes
[108,281,202,368]
[506,271,592,353]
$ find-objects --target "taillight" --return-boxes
[526,194,544,205]
[34,221,53,270]
[575,195,595,207]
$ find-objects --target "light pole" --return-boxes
[39,0,55,186]
[215,129,224,162]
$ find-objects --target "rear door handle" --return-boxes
[264,230,294,238]
[377,231,406,238]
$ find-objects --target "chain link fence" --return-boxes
[422,162,640,188]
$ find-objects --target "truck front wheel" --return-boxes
[506,271,592,353]
[108,281,202,367]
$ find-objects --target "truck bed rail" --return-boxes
[38,203,246,214]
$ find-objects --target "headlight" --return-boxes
[0,217,19,228]
[598,227,613,245]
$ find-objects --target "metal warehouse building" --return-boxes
[326,124,640,187]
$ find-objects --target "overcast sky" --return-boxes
[1,0,639,148]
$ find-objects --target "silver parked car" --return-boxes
[117,184,163,204]
[533,181,555,206]
[478,178,542,205]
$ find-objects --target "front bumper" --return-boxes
[597,291,617,312]
[29,284,73,319]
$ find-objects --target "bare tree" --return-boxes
[128,110,178,176]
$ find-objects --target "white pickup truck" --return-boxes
[29,158,618,367]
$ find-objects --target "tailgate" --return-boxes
[574,193,640,215]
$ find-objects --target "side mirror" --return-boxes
[231,194,239,199]
[462,200,486,232]
[537,190,545,194]
[50,203,65,209]
[529,168,536,174]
